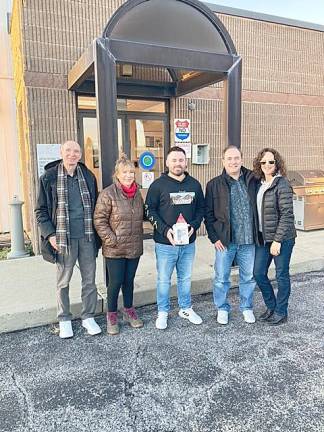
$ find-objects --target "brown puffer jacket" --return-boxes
[94,182,143,258]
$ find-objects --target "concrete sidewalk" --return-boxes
[1,230,324,333]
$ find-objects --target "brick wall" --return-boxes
[11,0,324,247]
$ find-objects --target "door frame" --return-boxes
[77,97,171,171]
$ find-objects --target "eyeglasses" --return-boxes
[260,160,275,165]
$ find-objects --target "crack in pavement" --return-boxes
[8,365,33,432]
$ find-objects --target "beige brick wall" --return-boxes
[11,0,324,246]
[219,14,324,96]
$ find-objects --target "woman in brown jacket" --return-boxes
[94,154,144,335]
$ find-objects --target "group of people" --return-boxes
[35,141,296,339]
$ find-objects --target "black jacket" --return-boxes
[205,167,259,246]
[145,172,205,245]
[259,176,296,243]
[34,160,101,263]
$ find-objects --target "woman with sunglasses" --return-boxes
[253,148,296,325]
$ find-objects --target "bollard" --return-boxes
[7,195,29,259]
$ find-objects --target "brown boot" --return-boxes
[106,311,119,335]
[122,307,144,329]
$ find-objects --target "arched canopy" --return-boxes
[69,0,240,97]
[68,0,242,187]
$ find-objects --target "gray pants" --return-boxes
[56,237,97,321]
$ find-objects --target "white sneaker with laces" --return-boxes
[156,312,168,330]
[59,321,73,339]
[217,310,229,325]
[82,318,102,335]
[179,308,203,325]
[243,309,256,324]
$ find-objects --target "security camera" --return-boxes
[188,101,196,111]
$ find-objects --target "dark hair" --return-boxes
[222,145,242,158]
[253,147,287,179]
[167,146,186,156]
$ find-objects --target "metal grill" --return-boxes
[288,170,324,231]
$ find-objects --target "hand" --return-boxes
[214,240,226,252]
[270,241,281,256]
[188,225,194,238]
[166,228,176,246]
[49,235,58,251]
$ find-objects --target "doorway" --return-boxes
[78,97,169,234]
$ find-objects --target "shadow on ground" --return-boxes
[1,271,324,432]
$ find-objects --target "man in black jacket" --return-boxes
[145,146,205,330]
[205,145,259,325]
[35,141,101,338]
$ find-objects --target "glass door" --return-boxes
[78,97,169,235]
[127,116,166,235]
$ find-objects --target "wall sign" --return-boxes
[142,171,154,189]
[174,119,190,143]
[37,144,61,177]
[139,151,156,170]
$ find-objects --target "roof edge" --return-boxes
[204,2,324,32]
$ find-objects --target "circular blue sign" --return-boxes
[139,152,156,170]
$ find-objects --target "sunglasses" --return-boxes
[260,160,275,165]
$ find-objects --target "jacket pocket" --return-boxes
[41,238,57,264]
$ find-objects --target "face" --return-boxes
[222,147,242,176]
[60,141,82,168]
[260,151,276,177]
[116,166,135,187]
[166,151,187,177]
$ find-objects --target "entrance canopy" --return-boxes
[68,0,242,187]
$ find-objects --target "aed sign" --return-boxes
[174,119,190,143]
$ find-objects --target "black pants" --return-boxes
[106,257,140,312]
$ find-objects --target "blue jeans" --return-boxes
[254,238,295,317]
[155,242,195,312]
[213,243,256,312]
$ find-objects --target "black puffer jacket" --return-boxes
[259,176,296,243]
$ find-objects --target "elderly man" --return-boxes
[35,140,101,338]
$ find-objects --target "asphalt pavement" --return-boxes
[1,270,324,432]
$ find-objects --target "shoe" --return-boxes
[82,318,102,336]
[106,312,120,335]
[267,313,287,326]
[59,321,73,339]
[178,308,202,325]
[217,310,229,325]
[122,307,144,329]
[156,311,168,330]
[243,309,256,324]
[258,308,274,321]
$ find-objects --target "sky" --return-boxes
[206,0,324,26]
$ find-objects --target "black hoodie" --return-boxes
[145,172,205,245]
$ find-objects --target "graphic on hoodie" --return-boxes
[170,192,195,205]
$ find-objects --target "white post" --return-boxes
[7,195,29,259]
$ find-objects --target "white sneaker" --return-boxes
[156,312,168,330]
[217,310,229,325]
[179,308,203,325]
[243,309,256,324]
[59,321,73,339]
[82,318,102,335]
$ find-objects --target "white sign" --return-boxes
[37,144,61,177]
[177,142,192,159]
[174,119,190,143]
[142,171,154,189]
